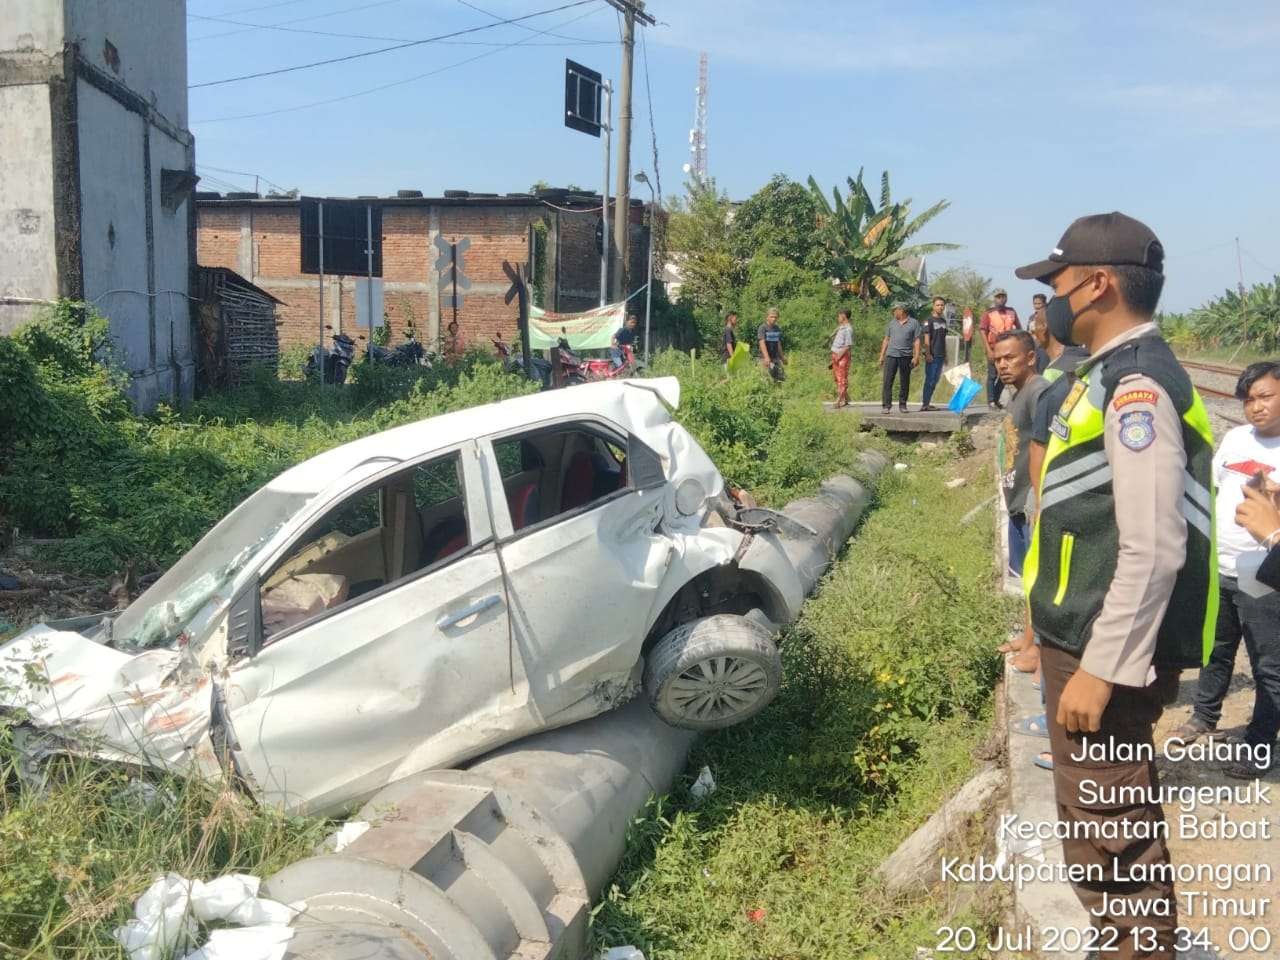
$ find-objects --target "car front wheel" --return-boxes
[644,614,782,731]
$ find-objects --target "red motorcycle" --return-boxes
[581,344,641,382]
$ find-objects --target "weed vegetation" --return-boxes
[593,461,1011,958]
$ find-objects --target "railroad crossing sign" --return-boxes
[434,235,470,311]
[503,260,533,378]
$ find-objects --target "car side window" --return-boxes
[492,426,632,534]
[258,452,469,642]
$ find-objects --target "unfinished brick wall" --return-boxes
[196,198,649,355]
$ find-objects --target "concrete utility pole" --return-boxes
[604,0,654,303]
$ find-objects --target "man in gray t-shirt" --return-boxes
[992,330,1048,577]
[877,304,921,412]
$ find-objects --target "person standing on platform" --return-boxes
[921,296,949,411]
[878,302,920,413]
[993,330,1049,577]
[1017,212,1217,958]
[981,289,1021,408]
[961,307,976,363]
[830,308,853,407]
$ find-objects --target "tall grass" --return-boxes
[0,736,328,956]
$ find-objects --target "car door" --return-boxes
[480,421,675,725]
[221,442,532,814]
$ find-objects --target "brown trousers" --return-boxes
[1041,644,1177,959]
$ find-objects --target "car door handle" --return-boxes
[436,594,503,631]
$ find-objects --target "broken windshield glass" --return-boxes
[113,487,313,648]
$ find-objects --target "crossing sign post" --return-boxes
[433,235,470,339]
[503,259,532,380]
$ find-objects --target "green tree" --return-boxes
[729,174,832,274]
[807,169,959,301]
[1178,276,1280,352]
[928,265,993,316]
[666,178,739,313]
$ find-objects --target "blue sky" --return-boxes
[188,0,1280,314]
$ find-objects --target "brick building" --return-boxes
[195,190,650,354]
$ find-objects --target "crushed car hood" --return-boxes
[0,624,221,777]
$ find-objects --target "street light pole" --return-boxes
[634,171,655,363]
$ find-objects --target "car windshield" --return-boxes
[113,485,315,648]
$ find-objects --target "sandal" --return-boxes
[1015,714,1050,739]
[1033,751,1054,771]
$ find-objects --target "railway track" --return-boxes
[1179,359,1244,425]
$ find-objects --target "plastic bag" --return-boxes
[726,341,751,374]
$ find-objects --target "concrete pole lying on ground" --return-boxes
[263,455,888,960]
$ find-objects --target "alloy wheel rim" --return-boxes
[665,655,769,722]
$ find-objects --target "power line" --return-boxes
[193,4,604,122]
[190,0,310,18]
[1242,248,1278,277]
[197,163,291,194]
[190,10,610,45]
[453,0,602,43]
[190,0,598,87]
[189,0,404,43]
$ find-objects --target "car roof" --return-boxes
[268,376,681,497]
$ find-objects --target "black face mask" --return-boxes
[1044,274,1096,346]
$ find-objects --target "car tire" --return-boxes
[644,614,782,731]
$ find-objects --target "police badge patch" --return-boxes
[1118,410,1155,451]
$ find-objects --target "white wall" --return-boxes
[64,0,187,127]
[0,84,58,333]
[0,0,63,53]
[151,131,195,400]
[77,80,151,382]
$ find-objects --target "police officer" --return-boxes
[1016,213,1217,960]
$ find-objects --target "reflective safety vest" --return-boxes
[1024,334,1217,670]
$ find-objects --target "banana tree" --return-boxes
[807,169,959,301]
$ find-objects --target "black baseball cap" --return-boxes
[1015,212,1164,283]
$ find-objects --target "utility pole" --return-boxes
[600,80,612,307]
[1233,236,1250,361]
[603,0,654,303]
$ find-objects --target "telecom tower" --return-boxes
[683,52,708,185]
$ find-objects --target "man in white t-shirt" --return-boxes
[1177,362,1280,775]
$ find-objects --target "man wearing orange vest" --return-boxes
[981,288,1021,408]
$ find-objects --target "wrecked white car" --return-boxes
[1,378,808,814]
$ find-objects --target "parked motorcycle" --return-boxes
[581,344,642,382]
[368,335,430,368]
[306,328,357,385]
[493,336,552,389]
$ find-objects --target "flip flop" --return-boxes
[1033,752,1054,771]
[1015,715,1050,738]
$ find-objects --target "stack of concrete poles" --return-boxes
[263,453,889,960]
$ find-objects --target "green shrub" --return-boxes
[0,306,536,575]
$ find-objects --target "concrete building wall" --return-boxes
[0,0,196,408]
[151,130,195,400]
[0,83,58,332]
[76,80,153,386]
[0,0,64,51]
[64,0,187,128]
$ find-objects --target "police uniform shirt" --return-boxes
[1067,322,1189,686]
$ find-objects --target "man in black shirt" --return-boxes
[921,296,950,411]
[611,314,639,368]
[721,311,739,365]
